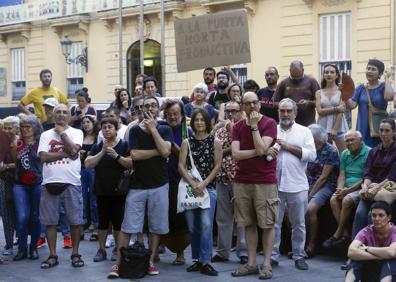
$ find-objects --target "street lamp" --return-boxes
[60,36,88,71]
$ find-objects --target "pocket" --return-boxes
[265,198,280,225]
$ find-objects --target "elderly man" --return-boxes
[322,130,371,249]
[346,201,396,282]
[212,101,247,265]
[269,98,316,271]
[273,61,320,126]
[231,92,278,279]
[38,104,84,269]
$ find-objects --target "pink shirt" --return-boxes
[355,224,396,247]
[232,116,277,184]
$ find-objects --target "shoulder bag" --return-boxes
[365,85,389,138]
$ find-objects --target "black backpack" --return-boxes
[118,242,151,279]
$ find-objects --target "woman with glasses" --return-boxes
[184,83,216,123]
[12,114,43,261]
[178,108,222,276]
[315,64,348,153]
[347,59,395,147]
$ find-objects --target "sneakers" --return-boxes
[63,236,72,249]
[37,237,46,249]
[147,262,159,275]
[2,247,13,256]
[107,264,119,279]
[110,247,117,261]
[295,258,309,270]
[93,248,107,262]
[186,261,202,272]
[105,235,115,249]
[200,263,218,276]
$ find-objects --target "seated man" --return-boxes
[346,201,396,282]
[322,130,371,249]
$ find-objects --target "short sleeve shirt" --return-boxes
[128,124,173,189]
[307,143,340,188]
[355,224,396,247]
[21,87,68,123]
[38,127,83,186]
[232,116,277,184]
[257,87,279,122]
[340,145,371,187]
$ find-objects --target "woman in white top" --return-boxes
[315,64,348,153]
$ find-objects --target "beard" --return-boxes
[280,117,294,127]
[217,81,228,90]
[204,77,214,85]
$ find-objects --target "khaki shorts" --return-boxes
[233,183,279,229]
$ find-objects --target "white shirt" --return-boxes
[276,122,316,193]
[97,124,127,143]
[38,126,83,186]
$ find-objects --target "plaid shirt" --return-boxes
[215,125,236,186]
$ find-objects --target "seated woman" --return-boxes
[322,130,371,249]
[352,119,396,239]
[346,201,396,282]
[305,124,340,257]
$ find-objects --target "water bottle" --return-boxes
[266,143,280,161]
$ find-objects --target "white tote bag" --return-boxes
[177,140,210,213]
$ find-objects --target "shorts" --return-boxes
[40,184,83,226]
[121,183,169,235]
[345,190,361,206]
[96,195,126,231]
[233,183,279,229]
[310,183,335,207]
[347,259,396,281]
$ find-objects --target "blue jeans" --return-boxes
[185,188,217,263]
[352,199,371,238]
[13,184,41,250]
[81,168,98,227]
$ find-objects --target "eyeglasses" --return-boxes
[279,109,293,114]
[225,109,240,114]
[217,76,228,80]
[345,139,358,145]
[243,100,259,107]
[144,103,158,109]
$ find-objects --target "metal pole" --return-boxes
[139,0,144,75]
[118,0,123,86]
[160,0,165,96]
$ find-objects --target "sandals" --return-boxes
[71,254,85,268]
[231,264,259,277]
[41,255,59,269]
[172,257,186,266]
[0,256,9,265]
[259,265,273,280]
[90,233,99,242]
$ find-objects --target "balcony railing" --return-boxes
[0,0,173,27]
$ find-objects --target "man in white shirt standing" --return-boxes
[268,98,316,271]
[38,104,84,269]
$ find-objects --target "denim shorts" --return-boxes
[310,183,335,207]
[121,183,169,235]
[39,184,83,226]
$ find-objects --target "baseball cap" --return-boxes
[43,97,59,108]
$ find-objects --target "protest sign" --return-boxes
[174,9,251,72]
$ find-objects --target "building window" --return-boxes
[231,64,247,86]
[11,47,26,100]
[319,12,352,75]
[67,42,84,98]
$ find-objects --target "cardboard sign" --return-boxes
[174,10,251,72]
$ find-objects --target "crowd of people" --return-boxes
[0,58,396,281]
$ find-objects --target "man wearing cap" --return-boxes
[42,98,59,130]
[18,69,68,123]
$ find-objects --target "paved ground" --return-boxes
[0,222,346,282]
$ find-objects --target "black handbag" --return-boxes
[118,241,151,279]
[45,183,68,195]
[116,170,133,194]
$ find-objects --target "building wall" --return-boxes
[0,0,394,110]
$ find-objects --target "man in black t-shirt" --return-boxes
[257,66,279,122]
[108,96,173,278]
[208,70,231,110]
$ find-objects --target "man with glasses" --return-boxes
[212,101,247,265]
[273,61,320,126]
[268,98,316,271]
[124,96,144,140]
[108,96,173,278]
[208,71,231,110]
[322,130,371,250]
[231,92,278,279]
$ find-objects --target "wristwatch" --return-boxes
[251,126,258,132]
[115,155,121,161]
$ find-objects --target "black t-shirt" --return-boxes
[208,91,230,110]
[89,139,129,195]
[128,124,173,189]
[257,87,279,122]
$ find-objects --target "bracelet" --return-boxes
[115,155,121,161]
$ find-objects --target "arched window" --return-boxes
[127,39,161,96]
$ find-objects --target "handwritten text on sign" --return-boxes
[174,10,251,72]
